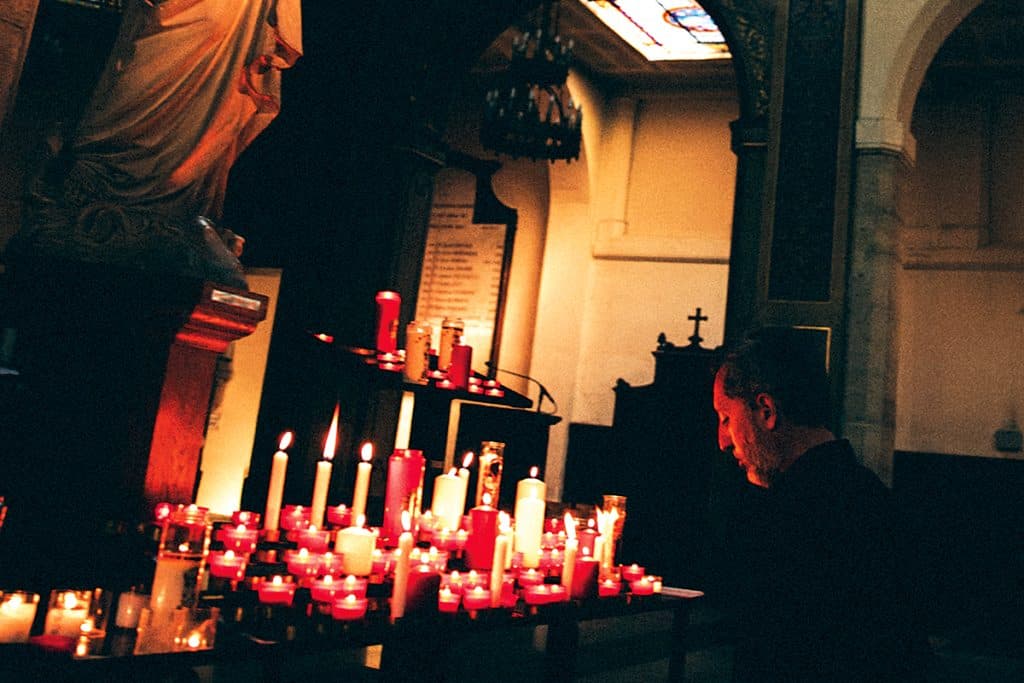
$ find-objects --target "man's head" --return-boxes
[713,332,832,487]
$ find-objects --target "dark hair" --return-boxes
[718,330,832,428]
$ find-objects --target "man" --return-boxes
[713,334,928,682]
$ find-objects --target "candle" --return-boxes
[390,512,414,622]
[630,577,655,596]
[375,290,401,353]
[113,589,147,630]
[337,575,368,599]
[208,550,247,580]
[404,320,432,383]
[437,586,460,613]
[465,493,498,570]
[448,343,472,389]
[289,526,330,553]
[476,442,504,506]
[327,504,351,528]
[231,510,261,527]
[286,547,320,578]
[561,513,578,594]
[578,519,598,557]
[264,431,293,532]
[216,524,259,554]
[43,590,90,638]
[406,562,441,613]
[522,584,551,606]
[310,575,341,603]
[548,585,568,603]
[335,515,375,576]
[317,551,344,577]
[331,594,368,621]
[517,568,544,587]
[461,586,491,611]
[0,591,39,643]
[257,576,296,606]
[513,467,546,569]
[311,404,340,529]
[279,505,311,531]
[382,449,425,545]
[352,442,374,523]
[621,563,645,582]
[430,468,465,532]
[599,579,622,598]
[489,514,511,607]
[571,557,600,600]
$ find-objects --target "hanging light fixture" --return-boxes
[481,0,582,162]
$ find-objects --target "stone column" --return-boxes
[842,149,908,484]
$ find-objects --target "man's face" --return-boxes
[712,369,780,487]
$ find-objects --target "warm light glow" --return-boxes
[278,431,294,451]
[498,511,512,533]
[564,513,576,540]
[271,575,283,586]
[186,631,202,649]
[312,332,335,344]
[2,594,22,611]
[482,492,493,506]
[360,442,374,462]
[224,550,236,560]
[323,574,334,585]
[323,404,340,461]
[448,467,457,477]
[462,452,474,468]
[298,548,309,559]
[343,594,357,604]
[62,592,79,609]
[356,514,367,529]
[401,510,411,533]
[529,466,539,478]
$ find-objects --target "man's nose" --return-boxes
[718,425,732,452]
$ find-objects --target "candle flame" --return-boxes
[278,431,294,450]
[564,512,576,540]
[529,466,539,478]
[356,514,366,529]
[272,575,283,586]
[224,550,236,560]
[360,442,374,462]
[63,592,79,609]
[323,403,340,461]
[498,511,511,532]
[447,467,457,476]
[482,492,493,506]
[323,574,334,585]
[344,594,356,604]
[462,451,474,468]
[186,631,202,649]
[401,510,411,532]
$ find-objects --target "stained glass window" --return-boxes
[579,0,730,61]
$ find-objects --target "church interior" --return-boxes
[0,1,1021,680]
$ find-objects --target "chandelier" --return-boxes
[481,0,582,162]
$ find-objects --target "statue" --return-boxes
[6,0,302,288]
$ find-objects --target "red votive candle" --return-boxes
[522,584,552,605]
[517,568,544,587]
[231,511,261,527]
[217,524,259,555]
[598,579,622,597]
[442,571,465,594]
[318,552,344,577]
[382,449,426,546]
[338,575,368,599]
[548,585,568,602]
[448,343,472,389]
[208,550,247,580]
[310,575,342,603]
[437,586,460,613]
[621,563,645,582]
[630,577,655,596]
[462,586,491,611]
[280,505,311,531]
[465,503,498,570]
[571,557,600,600]
[326,505,351,528]
[332,594,369,621]
[257,576,296,606]
[285,548,319,578]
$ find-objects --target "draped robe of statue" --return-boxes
[8,0,302,288]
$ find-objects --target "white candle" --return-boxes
[513,467,546,568]
[489,518,511,607]
[430,468,465,531]
[0,592,39,643]
[335,515,375,576]
[352,442,374,523]
[561,513,578,591]
[264,431,293,532]
[390,519,414,622]
[114,590,148,629]
[312,404,341,529]
[43,590,90,638]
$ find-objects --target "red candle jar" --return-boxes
[326,505,351,528]
[279,505,311,531]
[216,525,259,555]
[447,343,472,389]
[318,552,344,577]
[442,571,465,595]
[310,575,342,603]
[381,449,425,546]
[289,527,330,553]
[337,575,368,599]
[547,585,568,602]
[578,524,598,558]
[598,579,622,598]
[437,587,460,613]
[621,563,646,582]
[522,584,552,605]
[465,503,498,570]
[208,550,247,580]
[630,577,655,596]
[405,564,441,614]
[332,594,368,621]
[462,586,491,611]
[517,568,544,587]
[257,576,296,606]
[571,557,600,600]
[374,290,401,353]
[285,549,319,578]
[231,511,261,527]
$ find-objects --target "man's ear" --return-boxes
[755,393,778,429]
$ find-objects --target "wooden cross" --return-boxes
[687,307,708,346]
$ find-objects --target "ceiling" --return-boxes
[473,0,737,94]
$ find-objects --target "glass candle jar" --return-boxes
[150,505,211,612]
